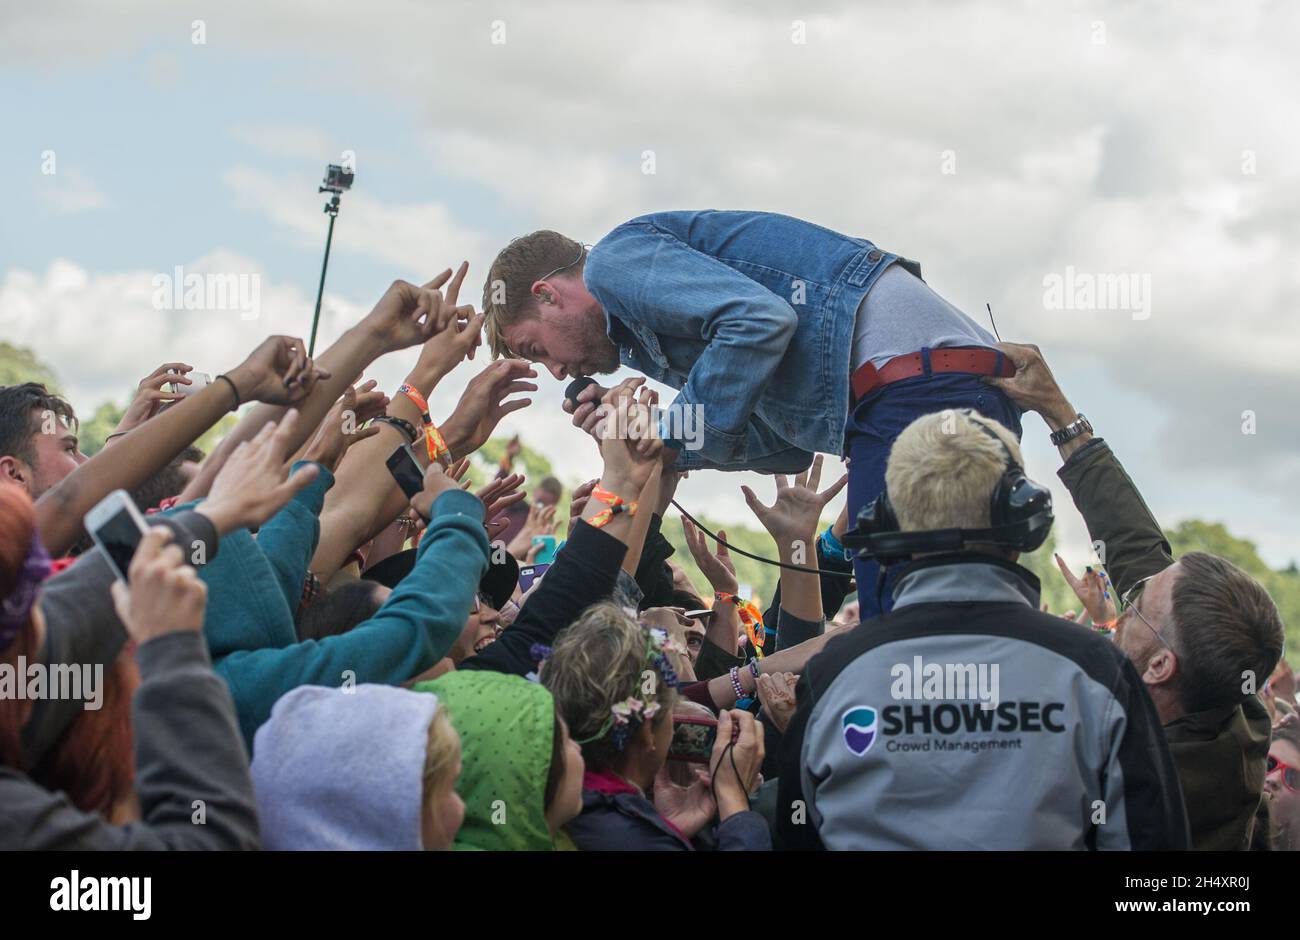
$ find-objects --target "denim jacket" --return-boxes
[584,210,918,472]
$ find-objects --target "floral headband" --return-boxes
[531,624,688,751]
[0,529,52,651]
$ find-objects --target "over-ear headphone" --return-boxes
[842,411,1053,566]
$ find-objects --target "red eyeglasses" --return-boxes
[1267,755,1299,792]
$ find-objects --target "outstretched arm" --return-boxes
[984,341,1173,595]
[36,336,320,556]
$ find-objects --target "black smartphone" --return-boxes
[518,562,550,594]
[84,490,149,581]
[386,443,424,500]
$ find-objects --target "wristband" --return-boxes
[371,415,419,444]
[589,486,637,528]
[1091,618,1118,636]
[398,383,453,469]
[215,373,241,410]
[715,592,766,657]
[729,666,746,701]
[819,526,853,563]
[747,658,761,680]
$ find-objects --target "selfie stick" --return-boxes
[308,193,340,359]
[309,164,354,358]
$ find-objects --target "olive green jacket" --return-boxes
[1057,437,1269,850]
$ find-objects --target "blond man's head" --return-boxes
[885,409,1024,533]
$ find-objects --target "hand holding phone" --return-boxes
[407,457,463,522]
[168,370,211,397]
[709,710,765,820]
[109,526,209,644]
[517,562,549,594]
[530,535,558,565]
[669,715,732,764]
[85,490,149,581]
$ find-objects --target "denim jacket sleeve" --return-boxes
[585,222,800,468]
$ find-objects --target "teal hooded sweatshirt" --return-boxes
[167,463,489,750]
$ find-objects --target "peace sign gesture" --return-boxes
[741,454,847,547]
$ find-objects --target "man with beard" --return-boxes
[481,212,1018,618]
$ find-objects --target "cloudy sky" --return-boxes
[2,0,1297,566]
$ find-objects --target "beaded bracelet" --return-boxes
[728,666,746,701]
[371,415,419,444]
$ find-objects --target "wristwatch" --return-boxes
[1049,413,1093,446]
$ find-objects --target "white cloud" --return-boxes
[220,165,495,277]
[36,168,108,214]
[4,0,1299,563]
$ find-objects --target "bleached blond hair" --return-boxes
[885,410,1024,533]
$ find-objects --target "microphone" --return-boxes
[564,376,598,411]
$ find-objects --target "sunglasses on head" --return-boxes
[1268,754,1299,792]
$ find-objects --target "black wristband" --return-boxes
[372,415,419,444]
[215,373,241,410]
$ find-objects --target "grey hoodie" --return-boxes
[251,684,439,850]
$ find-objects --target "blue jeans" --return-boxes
[843,359,1023,619]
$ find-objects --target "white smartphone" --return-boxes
[84,489,149,581]
[168,370,210,397]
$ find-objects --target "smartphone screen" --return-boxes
[668,717,718,763]
[518,563,550,594]
[93,506,145,581]
[386,444,424,500]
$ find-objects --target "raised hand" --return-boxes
[1054,553,1117,626]
[508,501,557,559]
[477,472,527,522]
[301,384,384,473]
[361,269,463,356]
[681,516,738,595]
[567,478,598,537]
[198,409,322,534]
[741,454,847,548]
[407,261,485,389]
[440,359,538,459]
[108,362,193,439]
[593,385,663,494]
[409,460,471,522]
[226,335,331,406]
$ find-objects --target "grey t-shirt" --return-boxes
[851,264,998,371]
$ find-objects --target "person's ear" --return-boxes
[637,715,658,752]
[1143,647,1177,686]
[531,279,557,307]
[0,455,28,487]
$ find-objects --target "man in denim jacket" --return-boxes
[482,210,1021,616]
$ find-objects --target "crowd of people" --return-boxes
[0,253,1295,852]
